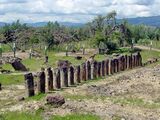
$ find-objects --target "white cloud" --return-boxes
[0,0,159,23]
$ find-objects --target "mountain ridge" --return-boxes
[0,16,160,27]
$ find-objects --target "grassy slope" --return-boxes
[1,49,159,85]
[0,74,23,85]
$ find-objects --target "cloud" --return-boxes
[0,0,159,23]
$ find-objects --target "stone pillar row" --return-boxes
[25,52,142,97]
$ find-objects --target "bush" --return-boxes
[105,41,118,51]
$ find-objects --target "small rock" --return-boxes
[46,95,65,106]
[75,56,82,60]
[17,96,25,101]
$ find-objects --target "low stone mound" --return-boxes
[46,95,65,106]
[57,60,72,68]
[10,58,28,71]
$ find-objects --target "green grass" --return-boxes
[1,44,12,52]
[0,112,100,120]
[52,39,96,52]
[0,112,42,120]
[111,97,160,109]
[152,40,160,49]
[51,114,100,120]
[26,93,46,101]
[141,49,160,63]
[0,74,23,85]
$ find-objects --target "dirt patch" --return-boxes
[1,65,160,120]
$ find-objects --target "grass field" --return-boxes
[0,74,23,85]
[0,112,100,120]
[2,48,160,71]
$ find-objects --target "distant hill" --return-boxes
[0,22,6,27]
[122,16,160,27]
[27,22,84,27]
[0,16,160,27]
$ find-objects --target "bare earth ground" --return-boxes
[1,63,160,120]
[2,51,30,59]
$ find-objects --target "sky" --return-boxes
[0,0,160,23]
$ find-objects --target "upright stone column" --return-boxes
[81,63,86,81]
[130,54,133,69]
[125,55,128,69]
[68,66,74,86]
[0,83,1,91]
[97,62,102,77]
[91,61,97,79]
[114,59,118,73]
[117,57,120,72]
[135,53,139,66]
[109,59,112,75]
[60,67,68,87]
[24,73,34,97]
[106,59,109,75]
[127,55,130,69]
[129,55,132,69]
[137,52,142,66]
[101,60,106,76]
[53,68,61,89]
[121,56,125,71]
[37,70,46,94]
[46,67,53,91]
[110,59,114,74]
[74,65,81,84]
[86,61,91,80]
[133,54,135,68]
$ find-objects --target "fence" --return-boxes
[24,52,142,97]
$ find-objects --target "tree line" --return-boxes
[0,11,159,51]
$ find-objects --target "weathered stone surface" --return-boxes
[57,60,71,69]
[0,83,2,91]
[91,61,97,79]
[0,69,11,74]
[17,96,25,101]
[53,68,61,89]
[46,67,53,91]
[24,73,35,97]
[37,71,46,93]
[68,66,74,86]
[46,95,65,106]
[86,61,91,80]
[101,60,106,76]
[81,63,86,81]
[75,56,82,60]
[74,65,81,84]
[97,62,102,77]
[11,58,28,71]
[105,59,109,75]
[60,67,68,87]
[137,52,142,66]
